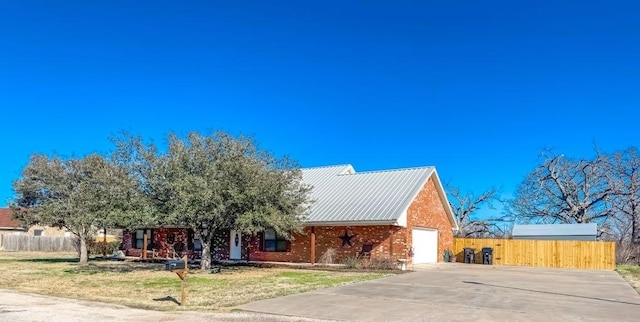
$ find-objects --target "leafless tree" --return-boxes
[608,147,640,263]
[447,185,502,237]
[510,150,615,225]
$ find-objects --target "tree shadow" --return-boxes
[152,296,180,306]
[18,257,78,264]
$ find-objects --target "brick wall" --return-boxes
[247,225,407,264]
[122,228,190,258]
[152,228,189,258]
[212,230,231,261]
[404,177,454,263]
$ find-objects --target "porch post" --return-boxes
[102,227,107,257]
[389,226,394,259]
[310,226,316,265]
[142,230,148,260]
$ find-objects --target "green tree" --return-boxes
[115,131,312,269]
[11,154,138,264]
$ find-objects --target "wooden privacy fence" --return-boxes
[453,238,616,270]
[0,235,76,252]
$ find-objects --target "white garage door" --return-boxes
[412,228,438,264]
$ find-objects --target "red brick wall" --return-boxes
[121,228,191,258]
[122,230,133,250]
[152,228,190,258]
[212,230,230,261]
[404,177,454,263]
[247,225,406,263]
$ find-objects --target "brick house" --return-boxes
[122,164,458,264]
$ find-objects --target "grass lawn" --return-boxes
[617,264,640,294]
[0,251,388,311]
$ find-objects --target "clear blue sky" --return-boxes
[1,1,639,212]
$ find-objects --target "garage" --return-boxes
[412,228,438,263]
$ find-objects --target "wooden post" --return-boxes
[142,230,148,260]
[102,227,107,257]
[389,226,394,259]
[174,255,189,306]
[310,227,316,265]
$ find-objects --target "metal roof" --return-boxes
[301,164,455,227]
[512,223,597,237]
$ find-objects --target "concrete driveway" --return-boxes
[239,264,640,321]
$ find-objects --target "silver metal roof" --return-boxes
[301,164,451,226]
[512,223,597,237]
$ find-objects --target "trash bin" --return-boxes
[463,248,475,264]
[482,247,493,265]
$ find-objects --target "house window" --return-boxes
[33,229,44,237]
[263,228,289,252]
[135,229,152,249]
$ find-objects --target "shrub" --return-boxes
[319,248,337,265]
[343,256,362,269]
[88,241,121,256]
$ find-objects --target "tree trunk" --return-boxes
[200,239,212,270]
[79,236,89,265]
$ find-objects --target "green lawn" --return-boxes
[616,264,640,294]
[0,251,388,311]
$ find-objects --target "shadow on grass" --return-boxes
[153,296,181,306]
[18,257,78,264]
[62,262,167,274]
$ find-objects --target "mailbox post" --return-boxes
[165,255,189,306]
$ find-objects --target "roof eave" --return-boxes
[303,220,402,227]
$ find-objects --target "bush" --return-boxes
[343,256,362,269]
[319,248,337,265]
[88,241,121,256]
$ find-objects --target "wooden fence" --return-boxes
[0,235,76,252]
[453,238,616,270]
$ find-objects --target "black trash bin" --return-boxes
[482,247,493,265]
[463,248,475,264]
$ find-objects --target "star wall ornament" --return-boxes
[338,230,356,247]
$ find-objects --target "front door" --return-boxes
[229,230,242,260]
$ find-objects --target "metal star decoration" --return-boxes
[338,230,356,247]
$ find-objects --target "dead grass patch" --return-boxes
[617,264,640,294]
[0,251,387,311]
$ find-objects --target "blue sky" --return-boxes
[1,1,639,215]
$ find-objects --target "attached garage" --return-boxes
[411,228,438,264]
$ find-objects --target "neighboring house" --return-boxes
[0,208,70,237]
[122,164,458,264]
[512,223,598,241]
[0,208,26,235]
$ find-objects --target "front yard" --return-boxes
[0,252,388,311]
[617,264,640,293]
